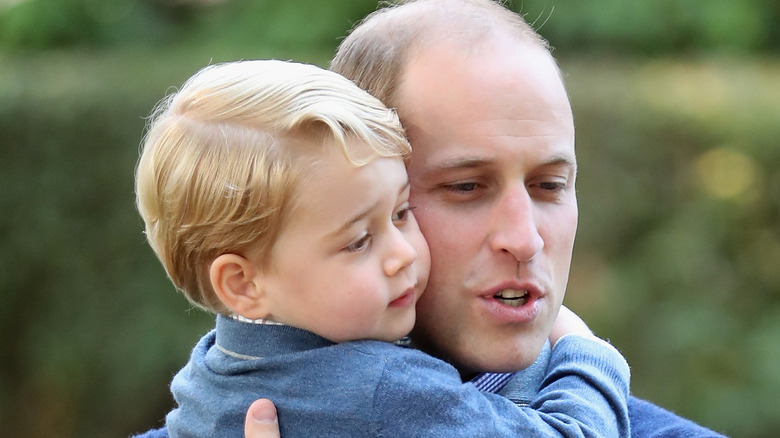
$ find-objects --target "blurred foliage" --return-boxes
[517,0,780,55]
[0,1,778,437]
[2,0,780,54]
[0,0,378,52]
[562,55,780,437]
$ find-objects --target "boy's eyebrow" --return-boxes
[326,180,410,239]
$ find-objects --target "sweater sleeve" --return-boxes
[533,335,631,436]
[370,335,630,437]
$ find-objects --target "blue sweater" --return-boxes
[163,315,629,437]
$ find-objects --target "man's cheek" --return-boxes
[421,217,462,254]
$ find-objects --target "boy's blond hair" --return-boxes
[136,60,410,314]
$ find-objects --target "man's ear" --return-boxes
[210,253,270,320]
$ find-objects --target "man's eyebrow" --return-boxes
[325,180,411,240]
[433,157,490,170]
[543,154,578,170]
[432,154,577,171]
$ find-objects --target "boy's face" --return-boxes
[257,140,430,343]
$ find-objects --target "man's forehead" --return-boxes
[397,40,568,117]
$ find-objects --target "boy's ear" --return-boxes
[210,254,270,320]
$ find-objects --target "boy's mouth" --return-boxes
[389,288,416,307]
[493,289,529,307]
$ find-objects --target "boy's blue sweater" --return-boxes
[163,314,629,437]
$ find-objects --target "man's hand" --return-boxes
[549,305,593,346]
[244,399,280,438]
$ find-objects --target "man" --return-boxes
[138,1,726,436]
[333,0,578,378]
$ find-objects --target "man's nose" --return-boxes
[488,185,544,262]
[383,226,418,277]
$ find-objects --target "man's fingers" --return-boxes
[244,399,280,438]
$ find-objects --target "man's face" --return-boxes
[398,36,578,375]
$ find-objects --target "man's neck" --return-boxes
[472,341,552,405]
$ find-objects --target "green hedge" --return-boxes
[2,0,779,54]
[1,2,779,437]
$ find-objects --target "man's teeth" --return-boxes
[493,289,529,307]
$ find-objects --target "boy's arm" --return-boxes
[369,306,627,436]
[368,335,629,437]
[531,334,631,436]
[528,305,631,436]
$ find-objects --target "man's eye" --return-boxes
[445,182,479,192]
[538,181,566,191]
[344,233,372,253]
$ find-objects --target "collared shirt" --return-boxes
[471,341,551,406]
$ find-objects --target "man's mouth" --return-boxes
[493,289,529,307]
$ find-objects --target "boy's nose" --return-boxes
[383,227,418,277]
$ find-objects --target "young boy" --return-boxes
[135,60,630,437]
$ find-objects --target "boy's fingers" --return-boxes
[244,399,281,438]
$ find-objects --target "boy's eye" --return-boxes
[344,233,372,253]
[392,205,414,223]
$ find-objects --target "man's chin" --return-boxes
[486,339,549,369]
[411,331,547,376]
[451,348,544,380]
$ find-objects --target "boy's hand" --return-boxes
[244,399,280,438]
[549,305,594,346]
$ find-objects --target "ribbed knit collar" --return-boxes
[215,314,334,360]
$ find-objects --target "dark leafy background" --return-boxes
[1,1,778,437]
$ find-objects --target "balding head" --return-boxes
[331,0,551,110]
